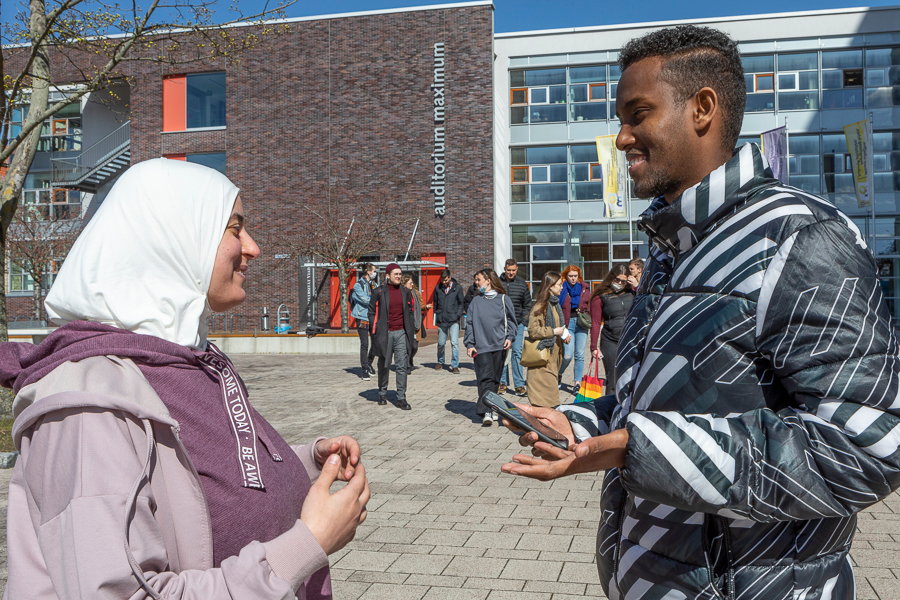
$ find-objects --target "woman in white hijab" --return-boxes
[3,158,367,600]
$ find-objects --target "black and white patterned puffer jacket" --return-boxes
[562,143,900,600]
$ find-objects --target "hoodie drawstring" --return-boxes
[123,418,163,600]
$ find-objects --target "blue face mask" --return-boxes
[478,286,487,294]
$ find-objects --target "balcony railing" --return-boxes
[51,121,130,184]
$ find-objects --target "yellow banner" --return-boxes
[843,120,873,209]
[596,135,626,218]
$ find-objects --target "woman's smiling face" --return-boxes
[207,196,260,312]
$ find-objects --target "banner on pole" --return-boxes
[843,120,874,209]
[760,126,788,184]
[596,135,626,218]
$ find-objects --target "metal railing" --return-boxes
[51,121,130,184]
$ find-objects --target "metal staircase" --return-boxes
[51,121,130,193]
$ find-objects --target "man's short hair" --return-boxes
[629,258,644,269]
[504,259,517,268]
[619,25,745,151]
[440,267,451,279]
[362,262,375,272]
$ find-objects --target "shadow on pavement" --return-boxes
[444,398,480,423]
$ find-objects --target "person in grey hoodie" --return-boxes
[2,159,369,600]
[464,269,516,426]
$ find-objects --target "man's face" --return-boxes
[615,57,697,201]
[504,264,518,280]
[442,275,452,286]
[629,263,642,277]
[388,268,402,285]
[367,267,377,280]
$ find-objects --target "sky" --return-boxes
[238,0,900,32]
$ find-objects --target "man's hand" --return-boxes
[592,348,602,359]
[503,339,512,350]
[502,402,575,447]
[301,456,370,555]
[501,427,628,481]
[467,347,477,358]
[314,436,361,481]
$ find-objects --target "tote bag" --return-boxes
[574,357,605,403]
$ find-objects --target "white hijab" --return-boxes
[45,158,240,349]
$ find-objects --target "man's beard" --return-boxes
[633,165,680,199]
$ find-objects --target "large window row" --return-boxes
[511,144,605,203]
[736,130,900,200]
[743,47,900,112]
[510,224,646,289]
[7,101,82,153]
[509,65,620,124]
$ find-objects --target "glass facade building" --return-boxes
[494,6,900,325]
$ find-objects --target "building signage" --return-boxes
[431,42,446,216]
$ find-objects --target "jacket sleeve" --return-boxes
[504,295,517,342]
[350,282,368,309]
[589,295,603,352]
[15,406,327,599]
[367,288,378,326]
[454,287,465,321]
[527,309,555,340]
[620,218,900,521]
[463,303,475,349]
[561,293,572,323]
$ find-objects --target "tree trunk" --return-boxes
[32,271,42,322]
[338,262,350,333]
[0,0,51,343]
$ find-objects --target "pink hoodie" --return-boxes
[3,322,329,599]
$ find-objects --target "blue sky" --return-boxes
[246,0,899,32]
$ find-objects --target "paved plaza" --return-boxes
[1,344,899,598]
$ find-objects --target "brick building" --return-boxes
[7,1,495,330]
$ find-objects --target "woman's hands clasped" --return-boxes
[303,436,369,555]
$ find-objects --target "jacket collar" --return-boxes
[637,143,774,258]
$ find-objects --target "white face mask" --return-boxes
[611,282,624,292]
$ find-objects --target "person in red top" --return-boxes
[588,264,634,394]
[368,263,416,409]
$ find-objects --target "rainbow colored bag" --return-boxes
[574,357,605,403]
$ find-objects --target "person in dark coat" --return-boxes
[368,263,416,410]
[588,264,633,394]
[432,268,465,373]
[498,259,531,395]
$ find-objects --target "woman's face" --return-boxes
[566,271,579,285]
[208,197,260,312]
[404,279,414,290]
[474,273,491,291]
[550,279,563,296]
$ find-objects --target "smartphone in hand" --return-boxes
[482,392,568,450]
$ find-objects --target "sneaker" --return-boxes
[377,395,387,406]
[434,363,444,371]
[368,365,376,375]
[490,410,498,423]
[514,386,526,396]
[361,373,371,381]
[450,367,460,374]
[399,401,411,411]
[498,384,507,394]
[481,413,492,427]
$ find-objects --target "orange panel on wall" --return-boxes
[329,270,359,329]
[420,254,446,329]
[162,75,186,132]
[163,153,187,161]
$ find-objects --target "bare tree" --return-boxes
[291,202,409,333]
[0,0,295,341]
[6,202,81,322]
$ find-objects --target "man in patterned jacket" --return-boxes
[502,25,900,599]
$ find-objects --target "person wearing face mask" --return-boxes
[558,265,591,393]
[351,263,378,380]
[1,159,369,599]
[524,271,570,408]
[463,269,516,426]
[588,264,634,395]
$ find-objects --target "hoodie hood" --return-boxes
[0,320,198,393]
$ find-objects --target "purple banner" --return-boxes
[760,126,788,184]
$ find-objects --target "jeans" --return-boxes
[500,322,526,388]
[559,316,588,386]
[377,330,408,403]
[357,324,374,371]
[436,322,460,368]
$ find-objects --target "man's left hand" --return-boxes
[501,428,628,481]
[314,436,362,481]
[503,339,512,350]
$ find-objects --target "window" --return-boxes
[8,263,34,293]
[163,72,226,131]
[822,50,864,109]
[777,53,819,111]
[511,64,613,124]
[743,55,775,112]
[865,47,900,108]
[163,152,226,175]
[8,102,82,152]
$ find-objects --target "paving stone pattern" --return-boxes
[1,347,899,598]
